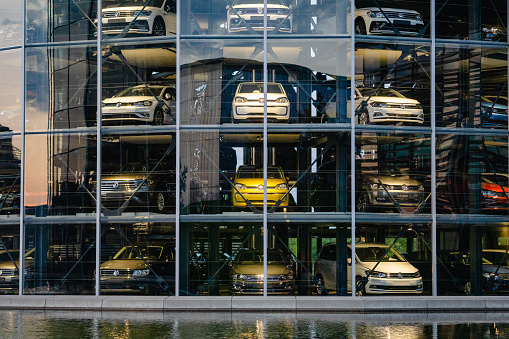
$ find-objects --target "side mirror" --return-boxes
[108,255,112,260]
[347,258,352,266]
[226,5,231,10]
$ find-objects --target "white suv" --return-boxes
[314,243,423,295]
[100,0,176,37]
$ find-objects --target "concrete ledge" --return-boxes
[232,296,296,311]
[0,296,507,312]
[164,296,232,311]
[102,296,165,311]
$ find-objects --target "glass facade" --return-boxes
[0,0,506,298]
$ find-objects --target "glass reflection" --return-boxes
[0,49,22,133]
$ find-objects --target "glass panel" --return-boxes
[25,133,96,217]
[26,0,97,43]
[102,41,176,128]
[354,0,428,38]
[355,42,431,127]
[0,223,21,294]
[436,135,508,216]
[101,0,176,39]
[100,222,175,295]
[435,44,508,129]
[0,49,22,133]
[0,1,22,48]
[24,222,96,295]
[355,132,432,214]
[25,45,98,131]
[355,222,428,296]
[0,135,21,218]
[100,133,176,216]
[436,0,507,42]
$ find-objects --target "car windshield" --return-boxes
[378,165,407,177]
[483,251,509,266]
[233,0,286,5]
[483,174,508,188]
[358,87,405,98]
[0,251,19,262]
[355,0,400,9]
[483,96,509,107]
[113,246,163,260]
[116,163,148,174]
[356,246,406,262]
[105,0,165,9]
[238,83,283,94]
[235,250,285,263]
[237,166,284,179]
[115,86,164,98]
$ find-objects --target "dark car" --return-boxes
[356,165,426,213]
[91,162,176,213]
[100,243,175,294]
[0,177,20,215]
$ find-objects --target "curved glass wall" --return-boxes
[0,0,499,298]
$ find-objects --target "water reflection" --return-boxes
[1,310,509,338]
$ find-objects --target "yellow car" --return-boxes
[232,165,289,210]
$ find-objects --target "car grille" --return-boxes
[382,103,420,109]
[373,285,420,290]
[386,273,418,279]
[235,8,288,15]
[101,269,130,276]
[374,12,420,20]
[103,102,136,107]
[0,269,16,276]
[101,181,138,191]
[242,275,281,282]
[103,11,136,18]
[383,185,421,191]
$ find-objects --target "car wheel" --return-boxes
[315,275,326,295]
[356,275,366,296]
[152,107,164,125]
[355,19,367,35]
[155,192,167,213]
[356,194,369,212]
[358,109,369,124]
[152,17,166,36]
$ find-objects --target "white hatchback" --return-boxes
[232,82,290,122]
[314,242,423,295]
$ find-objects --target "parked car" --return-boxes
[226,0,292,33]
[356,165,426,213]
[232,82,290,122]
[231,165,290,210]
[481,96,508,129]
[100,243,175,294]
[354,0,424,36]
[100,0,176,36]
[0,249,34,293]
[90,162,176,213]
[0,177,20,215]
[481,173,508,213]
[314,243,422,295]
[313,1,424,36]
[230,248,295,294]
[324,87,424,125]
[101,85,176,126]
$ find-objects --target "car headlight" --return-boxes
[416,14,423,21]
[233,274,246,280]
[370,101,389,108]
[132,269,150,277]
[234,97,247,103]
[133,100,153,107]
[279,274,294,280]
[414,271,421,278]
[370,183,381,190]
[133,10,151,16]
[368,271,387,278]
[418,185,425,191]
[483,189,500,197]
[234,183,247,190]
[276,183,288,190]
[367,11,385,18]
[276,97,289,103]
[414,104,422,109]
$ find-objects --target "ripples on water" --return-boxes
[0,311,508,338]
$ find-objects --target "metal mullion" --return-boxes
[350,0,356,298]
[95,0,103,297]
[263,0,268,298]
[175,0,181,297]
[19,0,26,296]
[431,0,437,297]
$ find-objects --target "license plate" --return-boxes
[393,20,410,25]
[109,19,126,24]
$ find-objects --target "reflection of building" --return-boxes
[0,0,507,308]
